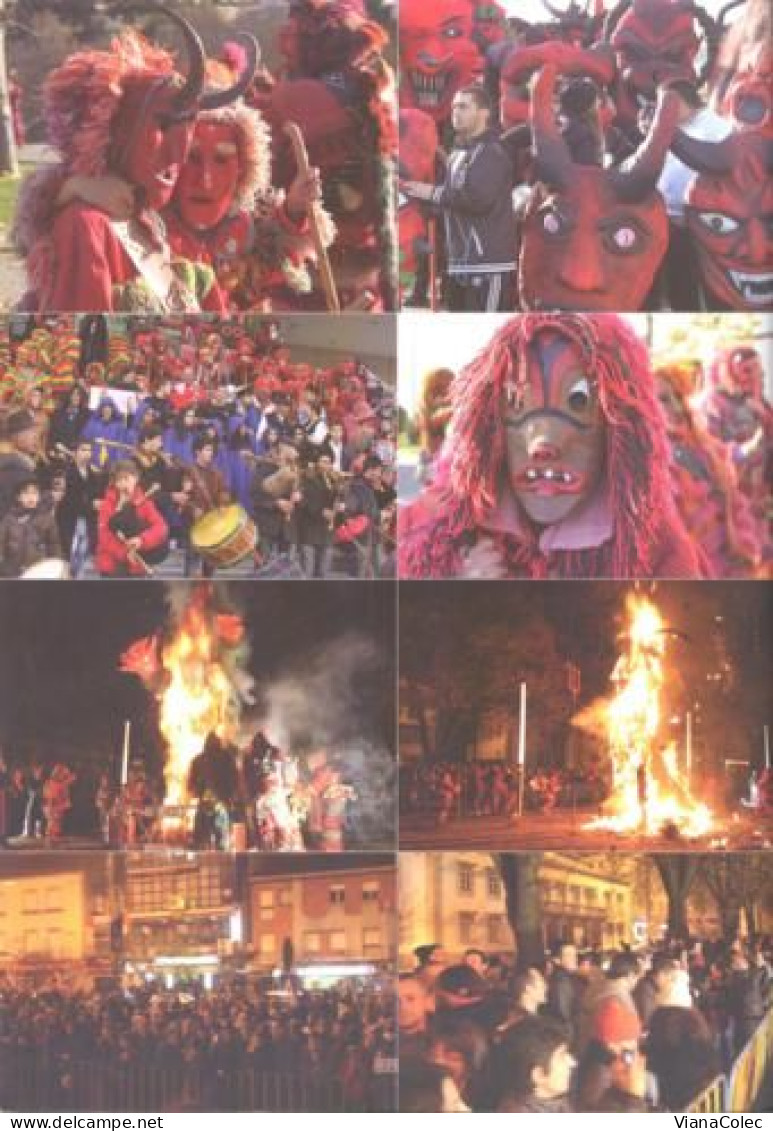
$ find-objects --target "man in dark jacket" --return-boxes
[0,410,40,520]
[341,455,383,578]
[547,943,583,1043]
[0,478,62,577]
[727,948,769,1054]
[401,85,516,312]
[297,452,340,578]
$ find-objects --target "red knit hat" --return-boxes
[591,998,642,1045]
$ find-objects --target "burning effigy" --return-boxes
[576,593,713,838]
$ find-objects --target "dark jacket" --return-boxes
[0,449,36,520]
[297,471,337,548]
[547,967,582,1035]
[430,129,517,276]
[644,1005,719,1111]
[0,504,62,577]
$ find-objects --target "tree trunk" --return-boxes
[652,855,700,942]
[496,853,544,969]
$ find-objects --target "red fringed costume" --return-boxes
[399,313,708,580]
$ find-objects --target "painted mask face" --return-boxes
[400,0,483,122]
[175,121,241,230]
[519,70,677,311]
[503,330,605,527]
[609,0,701,104]
[473,2,508,49]
[722,348,764,396]
[721,45,773,136]
[676,130,773,310]
[114,78,195,210]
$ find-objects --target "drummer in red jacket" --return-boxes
[96,460,169,578]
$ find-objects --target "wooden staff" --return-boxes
[116,531,155,577]
[283,121,341,313]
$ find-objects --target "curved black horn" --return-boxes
[691,5,721,86]
[670,128,735,174]
[608,88,681,201]
[717,0,746,26]
[200,33,261,111]
[118,3,206,112]
[530,66,574,189]
[602,0,633,41]
[541,0,567,19]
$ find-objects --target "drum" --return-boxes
[20,558,71,580]
[190,504,258,569]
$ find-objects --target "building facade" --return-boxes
[248,862,396,978]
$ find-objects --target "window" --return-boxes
[279,888,292,906]
[363,928,381,950]
[362,882,380,903]
[585,888,597,905]
[330,931,347,953]
[258,890,275,920]
[487,915,506,945]
[329,885,346,906]
[258,933,276,957]
[616,892,625,907]
[304,932,321,953]
[459,912,476,945]
[259,890,275,908]
[458,864,474,896]
[486,870,501,899]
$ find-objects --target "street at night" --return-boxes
[399,582,772,850]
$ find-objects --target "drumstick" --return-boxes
[283,122,341,314]
[116,531,155,577]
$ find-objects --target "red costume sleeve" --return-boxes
[45,205,127,312]
[96,490,128,575]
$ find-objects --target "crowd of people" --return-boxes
[400,315,771,581]
[400,762,607,822]
[0,317,396,579]
[399,0,771,314]
[399,936,772,1112]
[10,0,397,313]
[0,732,363,853]
[0,978,396,1112]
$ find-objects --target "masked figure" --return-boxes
[697,346,772,534]
[166,42,334,311]
[399,313,707,579]
[398,109,441,299]
[718,42,773,136]
[266,0,397,310]
[519,67,680,311]
[670,127,773,310]
[656,360,765,577]
[399,0,484,125]
[603,0,721,130]
[14,7,254,313]
[473,2,509,51]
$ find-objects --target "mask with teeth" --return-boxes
[503,328,606,527]
[399,0,484,124]
[500,42,615,130]
[672,127,773,311]
[603,0,714,130]
[519,66,679,312]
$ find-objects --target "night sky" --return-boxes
[0,581,396,778]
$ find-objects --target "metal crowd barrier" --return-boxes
[687,1010,773,1113]
[0,1053,352,1112]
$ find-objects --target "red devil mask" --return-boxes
[519,66,679,311]
[672,128,773,310]
[604,0,713,127]
[473,2,509,50]
[719,347,765,397]
[110,16,258,211]
[720,43,773,137]
[399,0,483,123]
[174,121,241,230]
[500,41,615,129]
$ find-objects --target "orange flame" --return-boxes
[583,593,712,838]
[157,598,244,806]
